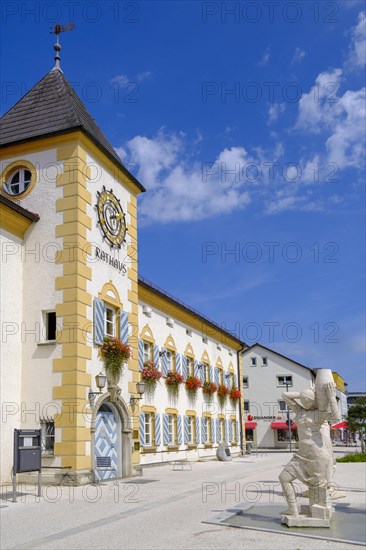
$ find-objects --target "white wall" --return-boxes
[1,149,64,479]
[138,301,241,463]
[0,230,24,483]
[86,152,135,430]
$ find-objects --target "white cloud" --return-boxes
[268,103,286,124]
[125,129,182,190]
[121,131,257,223]
[325,87,366,169]
[136,71,152,82]
[111,70,152,86]
[259,47,271,66]
[347,11,366,68]
[296,68,343,133]
[265,189,324,214]
[111,74,130,87]
[292,47,306,64]
[296,67,365,170]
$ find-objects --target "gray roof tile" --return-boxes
[0,68,145,192]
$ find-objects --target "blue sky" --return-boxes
[1,1,365,390]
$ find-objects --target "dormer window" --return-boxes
[5,168,32,196]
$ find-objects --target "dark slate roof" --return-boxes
[0,68,145,192]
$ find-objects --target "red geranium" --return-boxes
[217,384,230,397]
[186,375,202,392]
[229,387,242,401]
[202,381,218,395]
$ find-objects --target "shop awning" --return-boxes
[271,422,297,430]
[245,422,257,429]
[331,421,348,429]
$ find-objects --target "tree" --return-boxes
[346,397,366,452]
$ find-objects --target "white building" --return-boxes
[0,48,245,485]
[242,343,315,448]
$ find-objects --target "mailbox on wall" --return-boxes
[12,429,42,502]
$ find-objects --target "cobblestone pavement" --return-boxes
[1,448,364,549]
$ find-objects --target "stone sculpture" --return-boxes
[279,369,341,527]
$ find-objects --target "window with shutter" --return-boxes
[119,310,129,344]
[93,298,105,345]
[139,413,145,446]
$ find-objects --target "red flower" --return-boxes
[202,381,218,395]
[229,387,242,401]
[186,376,202,391]
[217,384,230,397]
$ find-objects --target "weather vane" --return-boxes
[49,23,75,70]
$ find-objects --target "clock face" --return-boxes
[96,187,127,248]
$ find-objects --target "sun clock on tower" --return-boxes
[95,186,127,249]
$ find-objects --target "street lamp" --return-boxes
[88,372,107,406]
[130,381,146,409]
[285,382,292,453]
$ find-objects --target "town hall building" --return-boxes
[0,45,245,484]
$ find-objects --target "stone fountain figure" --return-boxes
[279,369,341,527]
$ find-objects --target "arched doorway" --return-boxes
[95,402,122,480]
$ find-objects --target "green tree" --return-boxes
[346,397,366,452]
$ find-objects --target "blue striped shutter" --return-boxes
[153,344,159,367]
[119,311,129,344]
[161,349,168,377]
[93,298,105,345]
[194,360,198,378]
[200,364,205,383]
[138,340,144,371]
[236,421,239,442]
[211,418,215,443]
[226,420,230,442]
[177,415,183,444]
[234,374,238,389]
[184,416,189,444]
[182,356,188,380]
[210,365,213,383]
[155,414,161,445]
[175,353,181,375]
[214,367,220,386]
[139,413,145,446]
[196,418,200,444]
[163,414,169,445]
[202,418,207,443]
[229,420,233,442]
[216,419,221,442]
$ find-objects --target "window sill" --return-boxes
[187,444,197,449]
[167,445,179,450]
[204,443,213,448]
[142,446,157,453]
[37,341,57,346]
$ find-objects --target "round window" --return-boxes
[5,168,32,196]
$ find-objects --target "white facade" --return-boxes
[242,344,315,448]
[138,297,242,464]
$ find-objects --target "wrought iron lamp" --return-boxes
[130,381,146,408]
[88,372,107,406]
